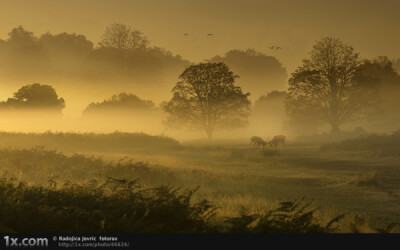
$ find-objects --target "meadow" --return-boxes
[0,131,399,233]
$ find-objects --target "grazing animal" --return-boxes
[250,136,267,148]
[207,33,214,37]
[269,135,286,147]
[184,33,189,36]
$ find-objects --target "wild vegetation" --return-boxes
[1,145,397,233]
[320,129,400,158]
[0,16,400,235]
[0,131,181,153]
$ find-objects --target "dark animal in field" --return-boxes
[250,136,267,148]
[269,135,286,147]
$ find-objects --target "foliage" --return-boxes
[286,37,375,133]
[40,32,93,57]
[250,90,288,136]
[0,176,217,233]
[98,23,149,52]
[83,93,155,115]
[0,131,181,153]
[0,83,65,113]
[320,129,400,157]
[209,49,288,97]
[163,62,251,139]
[355,57,400,131]
[0,147,391,233]
[0,25,189,85]
[225,198,344,233]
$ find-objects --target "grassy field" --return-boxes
[0,132,399,233]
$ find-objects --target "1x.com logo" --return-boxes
[4,236,49,248]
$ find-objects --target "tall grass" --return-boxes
[0,147,396,233]
[0,131,182,153]
[320,129,400,157]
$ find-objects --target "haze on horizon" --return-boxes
[1,0,400,74]
[0,0,400,140]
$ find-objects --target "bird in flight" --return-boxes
[184,33,189,36]
[207,33,214,37]
[269,45,282,50]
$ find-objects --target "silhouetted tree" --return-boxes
[6,26,37,49]
[286,37,375,133]
[354,57,400,88]
[40,32,93,55]
[163,62,251,139]
[0,83,65,113]
[209,49,287,97]
[254,91,287,117]
[0,25,189,89]
[354,57,400,131]
[83,93,155,115]
[98,23,148,52]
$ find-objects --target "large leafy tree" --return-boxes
[286,37,375,133]
[163,62,251,139]
[0,83,65,113]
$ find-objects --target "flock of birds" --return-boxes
[182,33,283,51]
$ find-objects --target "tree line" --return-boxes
[0,24,288,95]
[2,34,400,138]
[0,24,188,85]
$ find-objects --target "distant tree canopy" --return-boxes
[354,57,400,131]
[252,90,288,135]
[254,91,287,115]
[286,37,377,133]
[0,25,189,86]
[83,93,155,116]
[98,23,149,52]
[163,62,251,139]
[0,83,65,113]
[354,57,400,88]
[40,32,94,55]
[7,26,37,49]
[209,49,288,98]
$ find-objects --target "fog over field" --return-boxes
[0,0,400,236]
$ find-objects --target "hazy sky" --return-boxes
[1,0,400,74]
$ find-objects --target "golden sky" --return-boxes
[1,0,400,73]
